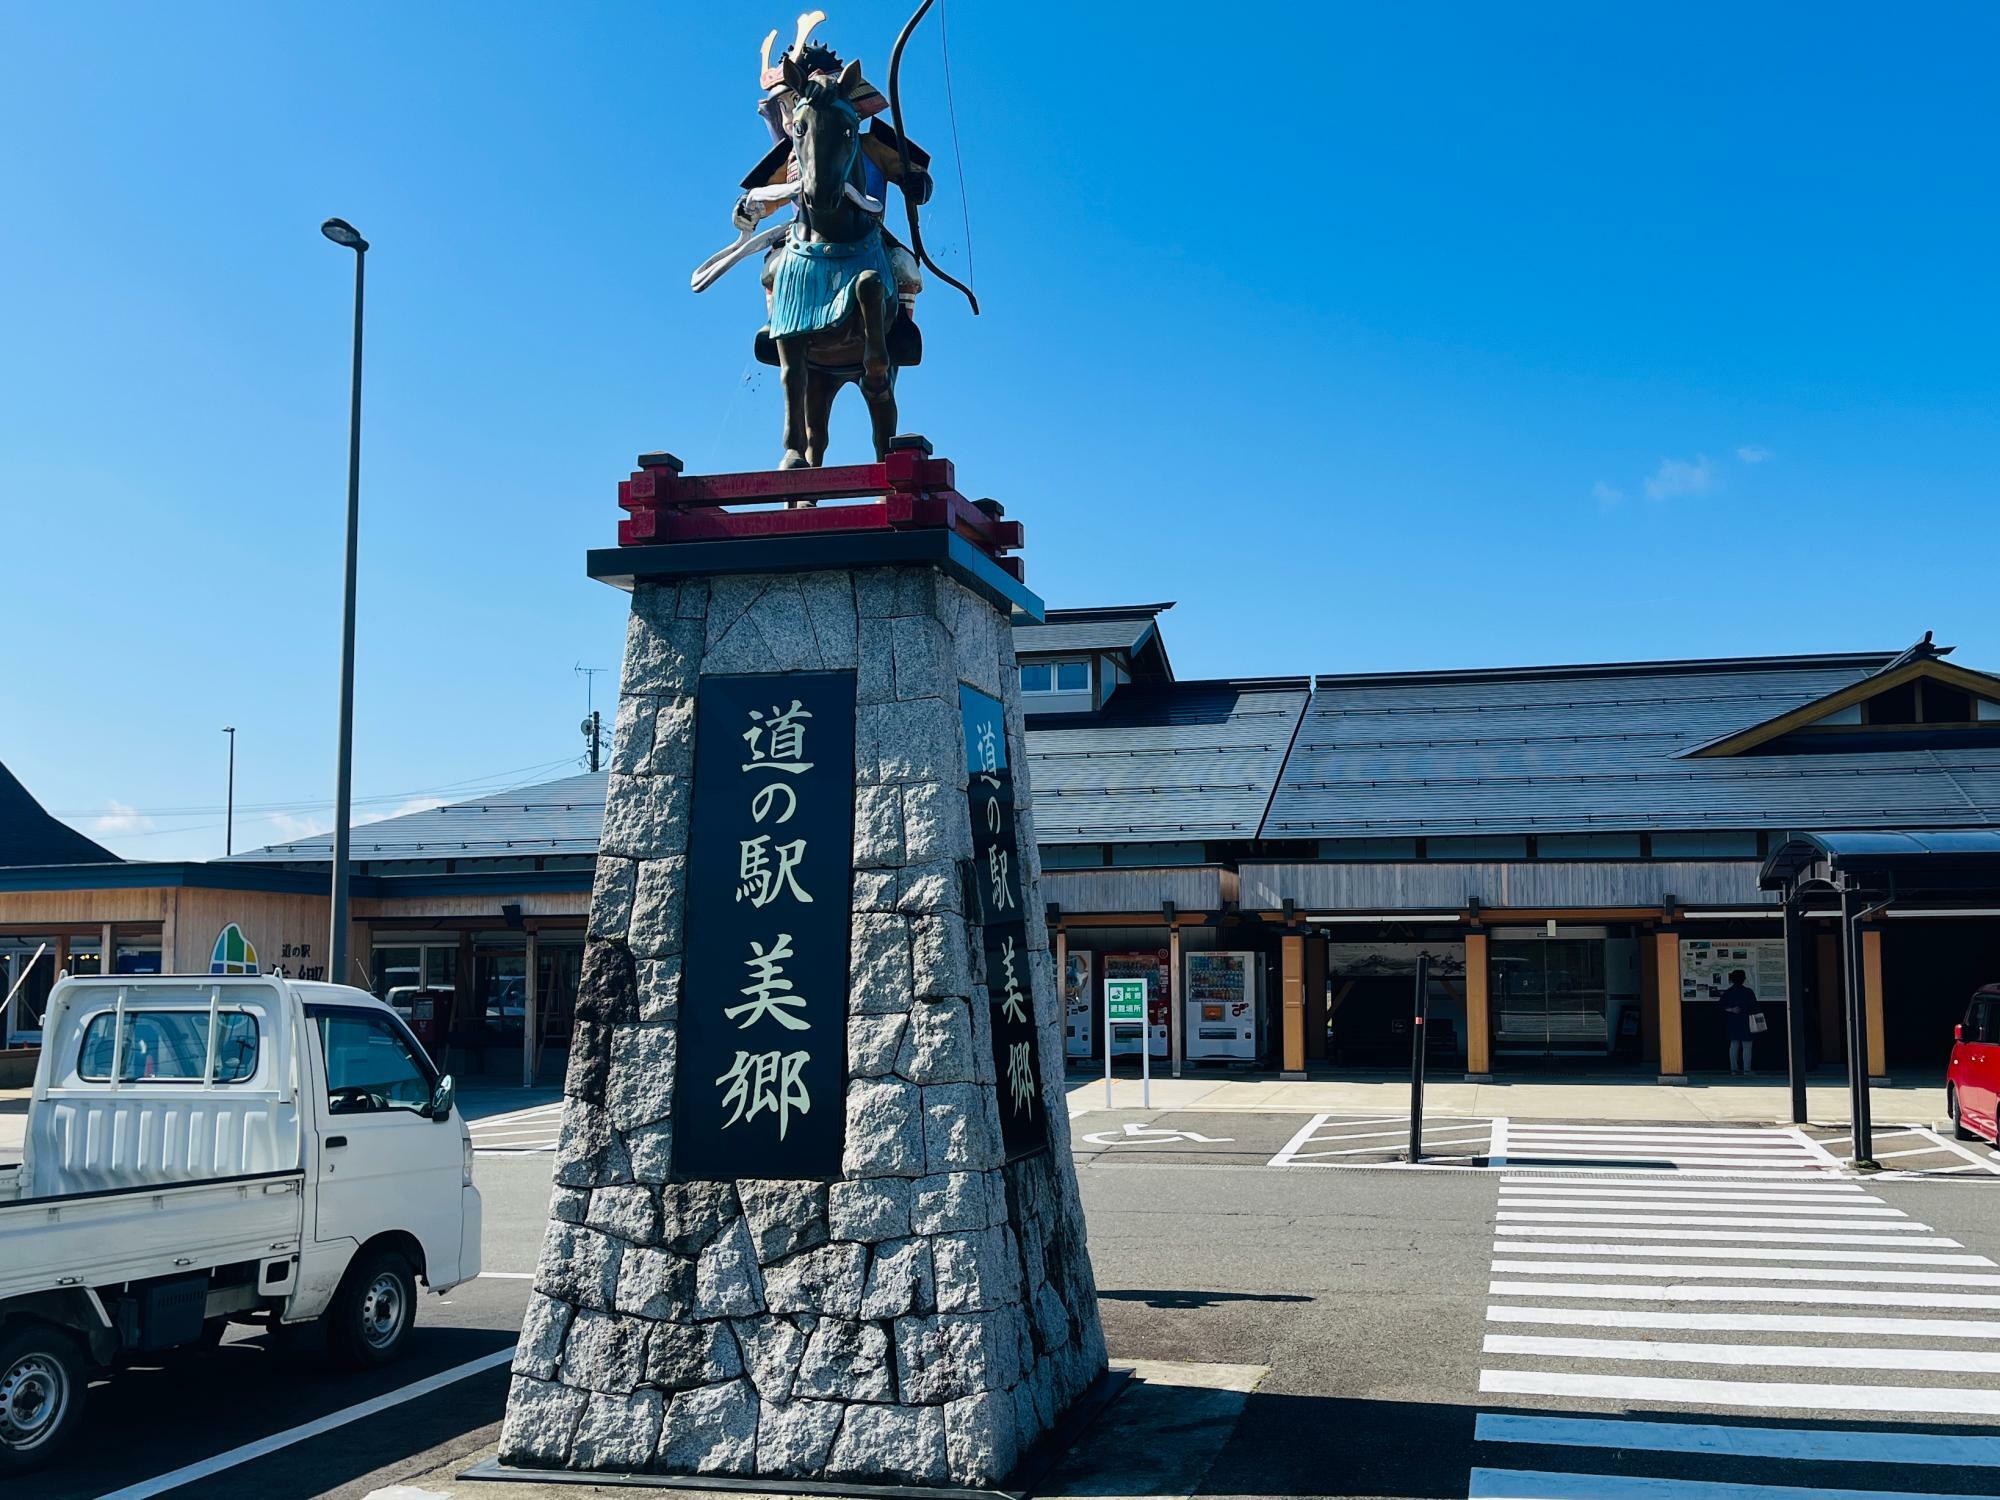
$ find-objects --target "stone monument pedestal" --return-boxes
[496,448,1107,1490]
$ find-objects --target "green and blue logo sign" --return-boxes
[209,923,260,975]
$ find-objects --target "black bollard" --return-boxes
[1406,952,1431,1162]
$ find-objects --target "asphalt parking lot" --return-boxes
[22,1110,2000,1499]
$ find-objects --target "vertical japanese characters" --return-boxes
[960,686,1050,1159]
[676,673,856,1180]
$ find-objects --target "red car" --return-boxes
[1946,984,2000,1143]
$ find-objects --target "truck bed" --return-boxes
[0,1168,306,1304]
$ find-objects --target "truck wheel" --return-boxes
[0,1325,86,1474]
[326,1250,417,1370]
[1950,1087,1979,1142]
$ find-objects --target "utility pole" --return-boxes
[321,216,369,988]
[577,663,608,773]
[222,726,236,856]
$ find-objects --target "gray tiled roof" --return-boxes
[229,771,607,862]
[1265,653,2000,840]
[1012,604,1170,658]
[1025,679,1310,844]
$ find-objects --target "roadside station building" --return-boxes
[3,605,1997,1089]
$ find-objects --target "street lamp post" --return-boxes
[222,726,236,857]
[321,217,368,987]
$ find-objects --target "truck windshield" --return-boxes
[78,1010,260,1083]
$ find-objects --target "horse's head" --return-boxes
[782,53,865,221]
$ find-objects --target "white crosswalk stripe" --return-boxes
[1494,1123,1843,1178]
[1470,1123,2000,1498]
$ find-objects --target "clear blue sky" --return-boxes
[3,3,1996,860]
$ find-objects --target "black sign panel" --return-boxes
[960,685,1049,1160]
[674,672,855,1180]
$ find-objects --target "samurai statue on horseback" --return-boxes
[690,6,978,471]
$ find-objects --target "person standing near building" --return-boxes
[1720,968,1759,1075]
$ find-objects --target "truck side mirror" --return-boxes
[429,1073,457,1121]
[1956,1024,1965,1043]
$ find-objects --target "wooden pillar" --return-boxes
[1280,934,1305,1078]
[1637,927,1659,1064]
[523,929,540,1088]
[1464,928,1491,1079]
[101,923,115,976]
[1816,930,1845,1063]
[1654,929,1685,1080]
[1168,921,1184,1079]
[160,891,180,974]
[1861,925,1887,1079]
[1304,936,1329,1062]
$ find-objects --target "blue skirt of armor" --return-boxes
[768,228,898,340]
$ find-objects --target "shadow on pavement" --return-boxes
[1099,1289,1314,1310]
[11,1324,516,1500]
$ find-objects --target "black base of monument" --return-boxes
[460,1368,1131,1500]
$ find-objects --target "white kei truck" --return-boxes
[0,973,483,1474]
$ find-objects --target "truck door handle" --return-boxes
[325,1136,348,1149]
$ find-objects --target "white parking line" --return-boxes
[92,1346,516,1500]
[1266,1112,1330,1168]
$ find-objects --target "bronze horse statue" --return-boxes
[759,54,911,469]
[692,7,978,472]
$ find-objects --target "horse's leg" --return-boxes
[853,270,898,460]
[802,365,840,479]
[776,335,810,469]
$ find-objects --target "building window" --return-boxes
[1426,835,1529,860]
[2,938,60,1045]
[1021,659,1090,695]
[1108,840,1205,867]
[372,943,458,1002]
[114,937,162,975]
[1536,833,1643,859]
[1039,844,1105,869]
[1318,838,1419,861]
[1649,830,1762,859]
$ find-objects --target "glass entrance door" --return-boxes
[1490,938,1610,1057]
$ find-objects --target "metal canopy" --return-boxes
[1760,827,2000,1160]
[1761,828,2000,896]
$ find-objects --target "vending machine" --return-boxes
[1063,950,1094,1058]
[1184,951,1264,1062]
[1104,950,1170,1058]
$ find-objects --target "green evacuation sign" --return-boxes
[1105,978,1147,1024]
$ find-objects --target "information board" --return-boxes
[960,685,1048,1160]
[1680,937,1789,1006]
[673,672,855,1180]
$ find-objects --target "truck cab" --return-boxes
[0,974,482,1473]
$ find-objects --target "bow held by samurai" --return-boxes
[690,9,976,473]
